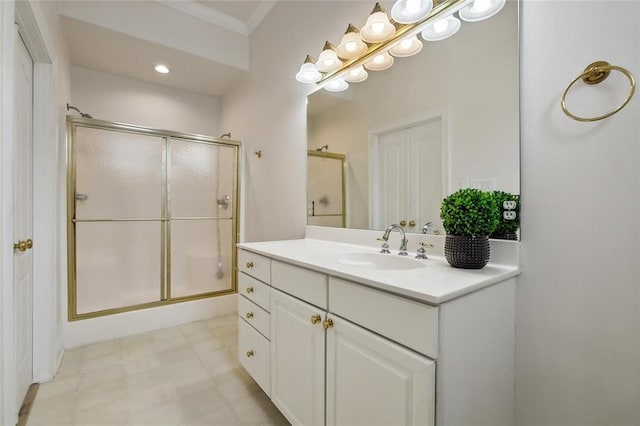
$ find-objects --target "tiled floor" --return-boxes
[28,315,289,426]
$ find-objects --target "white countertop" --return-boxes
[238,238,519,304]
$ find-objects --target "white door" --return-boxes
[13,29,34,410]
[373,117,443,232]
[270,289,325,426]
[326,315,435,426]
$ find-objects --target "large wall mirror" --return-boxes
[307,0,519,237]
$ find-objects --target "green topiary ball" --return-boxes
[440,188,499,236]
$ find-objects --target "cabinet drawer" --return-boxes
[238,318,270,396]
[329,277,439,359]
[238,249,271,284]
[271,261,328,309]
[239,295,270,339]
[238,272,270,312]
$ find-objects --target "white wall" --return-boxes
[70,66,221,136]
[517,1,640,424]
[224,0,640,423]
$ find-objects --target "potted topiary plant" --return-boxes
[491,191,520,240]
[440,188,499,269]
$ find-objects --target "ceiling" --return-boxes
[59,1,277,98]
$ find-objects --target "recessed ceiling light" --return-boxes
[154,64,170,74]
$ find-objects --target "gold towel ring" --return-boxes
[561,61,635,122]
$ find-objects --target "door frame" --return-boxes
[1,1,58,424]
[368,108,452,229]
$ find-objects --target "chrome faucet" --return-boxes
[380,224,408,256]
[421,221,440,235]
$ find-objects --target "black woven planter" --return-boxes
[444,235,490,269]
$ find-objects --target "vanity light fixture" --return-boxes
[391,0,434,24]
[336,24,369,59]
[295,55,322,83]
[154,64,170,74]
[459,0,506,22]
[294,0,506,92]
[360,3,396,43]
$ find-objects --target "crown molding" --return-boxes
[246,1,277,35]
[160,1,249,36]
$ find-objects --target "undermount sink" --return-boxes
[336,252,426,270]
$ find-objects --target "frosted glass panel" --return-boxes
[76,221,161,314]
[171,219,233,298]
[75,127,163,219]
[170,139,235,218]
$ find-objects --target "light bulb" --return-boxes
[344,66,368,83]
[316,42,342,73]
[421,16,461,41]
[361,3,395,43]
[372,22,385,34]
[324,78,349,92]
[433,19,448,34]
[391,0,433,24]
[459,0,505,22]
[364,52,394,71]
[295,57,322,84]
[336,24,368,60]
[390,35,423,57]
[473,0,491,13]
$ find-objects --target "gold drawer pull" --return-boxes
[399,220,407,226]
[310,314,321,325]
[322,319,334,330]
[245,312,254,319]
[246,350,254,358]
[409,220,416,227]
[246,261,254,269]
[246,287,254,294]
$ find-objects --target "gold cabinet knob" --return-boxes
[399,220,407,227]
[245,312,254,319]
[246,350,254,357]
[409,220,416,227]
[245,286,254,294]
[310,314,321,325]
[246,261,254,269]
[13,239,32,252]
[322,319,334,330]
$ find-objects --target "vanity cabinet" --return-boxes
[237,246,515,426]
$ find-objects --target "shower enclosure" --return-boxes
[66,117,240,320]
[307,150,346,228]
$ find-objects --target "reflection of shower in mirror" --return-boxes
[315,145,329,152]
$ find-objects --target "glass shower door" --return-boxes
[72,127,165,315]
[169,139,236,298]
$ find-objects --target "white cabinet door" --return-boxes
[270,289,326,426]
[326,315,435,426]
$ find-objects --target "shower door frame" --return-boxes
[66,117,241,321]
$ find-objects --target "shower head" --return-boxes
[316,145,329,152]
[220,132,231,139]
[67,103,93,119]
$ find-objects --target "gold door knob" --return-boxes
[245,312,254,319]
[246,261,254,269]
[13,240,28,252]
[310,314,321,325]
[399,220,407,227]
[409,220,416,227]
[322,319,334,330]
[246,287,254,294]
[246,350,254,357]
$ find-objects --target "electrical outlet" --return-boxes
[503,200,517,210]
[503,211,516,220]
